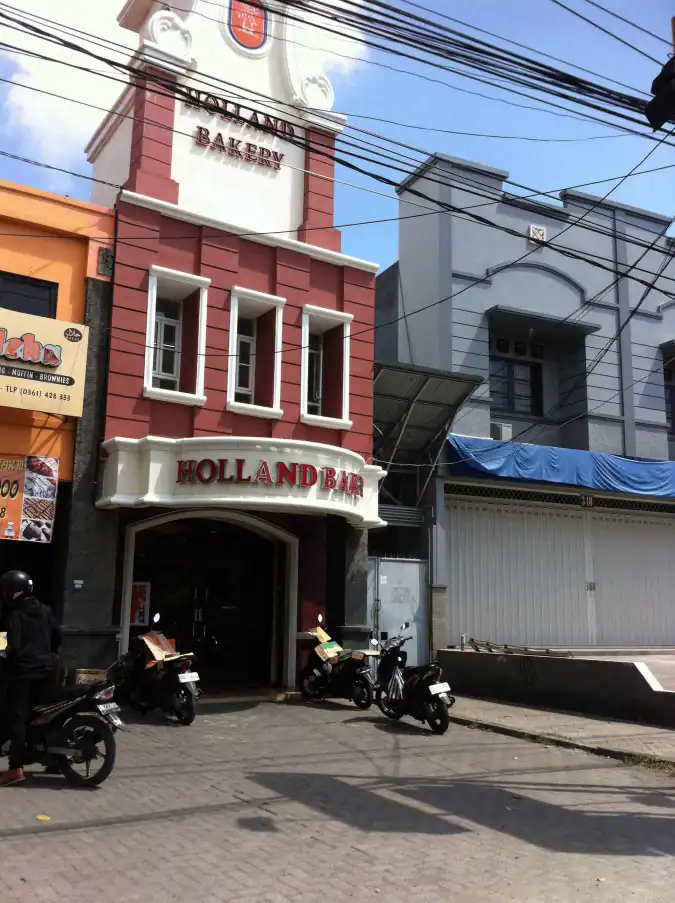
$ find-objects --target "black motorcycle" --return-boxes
[110,618,200,725]
[299,618,374,708]
[0,679,122,787]
[374,624,455,734]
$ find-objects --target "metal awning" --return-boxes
[486,305,601,340]
[373,361,483,466]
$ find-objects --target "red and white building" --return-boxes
[84,0,383,689]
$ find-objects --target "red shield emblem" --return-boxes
[228,0,269,51]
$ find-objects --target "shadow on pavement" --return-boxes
[343,714,437,736]
[118,700,260,723]
[236,815,279,832]
[20,773,99,792]
[292,699,361,712]
[247,771,675,856]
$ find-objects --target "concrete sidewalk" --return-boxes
[450,697,675,767]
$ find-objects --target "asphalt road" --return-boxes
[1,700,674,902]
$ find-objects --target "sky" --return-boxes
[0,0,673,271]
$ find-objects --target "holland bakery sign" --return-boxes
[176,458,365,497]
[186,1,295,171]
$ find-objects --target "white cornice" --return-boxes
[119,190,380,273]
[85,86,135,162]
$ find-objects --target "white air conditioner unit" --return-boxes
[490,422,513,441]
[528,224,547,244]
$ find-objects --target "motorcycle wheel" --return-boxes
[425,698,450,735]
[175,688,196,726]
[375,686,403,720]
[351,677,373,710]
[58,714,116,787]
[299,665,324,700]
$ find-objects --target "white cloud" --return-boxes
[0,1,135,189]
[0,0,365,194]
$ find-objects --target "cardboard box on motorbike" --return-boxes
[308,626,378,668]
[138,630,180,663]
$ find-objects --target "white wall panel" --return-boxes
[591,511,675,644]
[447,499,588,646]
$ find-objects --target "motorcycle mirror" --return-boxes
[403,621,411,629]
[369,639,379,648]
[152,613,160,624]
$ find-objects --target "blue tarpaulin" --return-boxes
[447,434,675,499]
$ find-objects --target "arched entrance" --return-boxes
[119,510,299,690]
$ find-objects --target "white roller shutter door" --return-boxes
[447,498,589,647]
[591,510,675,645]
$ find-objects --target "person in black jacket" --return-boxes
[0,570,62,786]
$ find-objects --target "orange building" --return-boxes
[0,179,114,619]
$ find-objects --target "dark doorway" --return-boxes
[131,518,281,691]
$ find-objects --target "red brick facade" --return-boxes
[106,202,375,460]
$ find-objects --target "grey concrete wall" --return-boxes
[437,649,675,729]
[58,276,119,670]
[374,262,399,362]
[376,153,675,459]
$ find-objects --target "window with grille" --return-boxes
[234,317,256,403]
[152,298,182,391]
[307,332,323,415]
[490,356,543,416]
[226,286,285,418]
[300,305,353,429]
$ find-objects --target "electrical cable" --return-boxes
[576,0,672,47]
[283,0,652,121]
[380,350,675,468]
[1,1,669,175]
[1,14,675,304]
[0,0,661,141]
[1,30,674,303]
[547,0,662,64]
[484,207,675,449]
[2,17,663,284]
[2,5,674,446]
[399,0,650,94]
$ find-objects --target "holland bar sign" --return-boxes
[0,307,89,418]
[177,458,365,497]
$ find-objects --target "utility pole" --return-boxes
[644,18,675,130]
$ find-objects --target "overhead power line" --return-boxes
[1,17,674,301]
[2,2,674,444]
[576,0,672,47]
[0,0,659,141]
[547,0,662,64]
[399,0,649,95]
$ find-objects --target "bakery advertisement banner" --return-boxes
[0,307,89,418]
[0,455,59,543]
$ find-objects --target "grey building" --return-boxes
[375,153,675,652]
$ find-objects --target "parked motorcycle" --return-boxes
[0,678,122,787]
[374,624,455,734]
[110,615,200,725]
[299,616,375,709]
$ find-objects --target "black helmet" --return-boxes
[0,570,34,605]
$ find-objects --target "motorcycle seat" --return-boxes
[32,682,107,713]
[403,664,436,677]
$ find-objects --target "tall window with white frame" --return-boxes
[300,305,353,429]
[152,297,182,391]
[226,286,285,418]
[307,332,323,415]
[235,317,256,404]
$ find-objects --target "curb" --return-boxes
[448,713,675,773]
